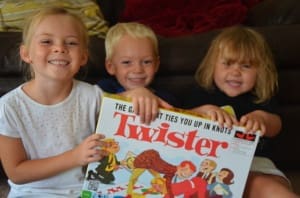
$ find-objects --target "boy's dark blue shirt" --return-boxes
[97,78,180,107]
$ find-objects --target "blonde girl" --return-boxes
[184,26,298,198]
[0,7,167,197]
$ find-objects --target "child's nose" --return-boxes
[230,64,241,75]
[133,62,144,72]
[53,44,67,53]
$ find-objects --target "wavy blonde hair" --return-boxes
[195,26,278,103]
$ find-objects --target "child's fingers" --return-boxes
[132,97,140,116]
[137,97,145,123]
[143,97,158,124]
[244,119,255,132]
[85,150,106,163]
[223,115,235,129]
[132,96,160,124]
[240,115,262,134]
[209,109,236,129]
[151,99,159,121]
[239,115,247,126]
[84,142,110,164]
[144,97,152,124]
[87,134,105,148]
[149,97,159,122]
[209,110,226,126]
[241,116,252,132]
[88,133,105,141]
[241,118,262,134]
[247,120,266,135]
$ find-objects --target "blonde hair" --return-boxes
[150,177,167,195]
[21,7,89,80]
[202,158,217,170]
[195,26,278,103]
[105,22,158,59]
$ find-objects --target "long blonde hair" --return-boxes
[195,26,278,103]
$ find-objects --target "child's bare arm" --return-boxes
[191,104,238,128]
[0,133,105,184]
[120,87,172,124]
[239,110,282,137]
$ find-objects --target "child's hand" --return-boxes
[120,87,172,124]
[72,133,107,166]
[191,104,238,129]
[239,111,266,135]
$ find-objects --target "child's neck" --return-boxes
[22,79,73,105]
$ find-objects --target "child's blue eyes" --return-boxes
[143,60,153,64]
[121,60,154,66]
[39,40,79,46]
[121,61,130,65]
[66,41,79,46]
[40,40,51,44]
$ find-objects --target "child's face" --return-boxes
[20,14,88,82]
[105,35,159,90]
[213,56,257,97]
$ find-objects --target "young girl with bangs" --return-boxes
[0,7,168,197]
[184,26,299,197]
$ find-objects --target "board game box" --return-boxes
[81,94,259,198]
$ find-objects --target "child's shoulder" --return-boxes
[97,78,124,93]
[74,80,103,96]
[0,84,24,104]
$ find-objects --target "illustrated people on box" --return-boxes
[208,168,234,198]
[141,177,168,196]
[123,151,136,171]
[167,159,219,197]
[197,158,217,184]
[97,22,180,107]
[183,26,299,197]
[86,138,124,184]
[167,169,208,198]
[0,7,169,197]
[127,149,196,198]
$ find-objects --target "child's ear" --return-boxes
[20,45,31,64]
[105,59,116,75]
[80,50,88,67]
